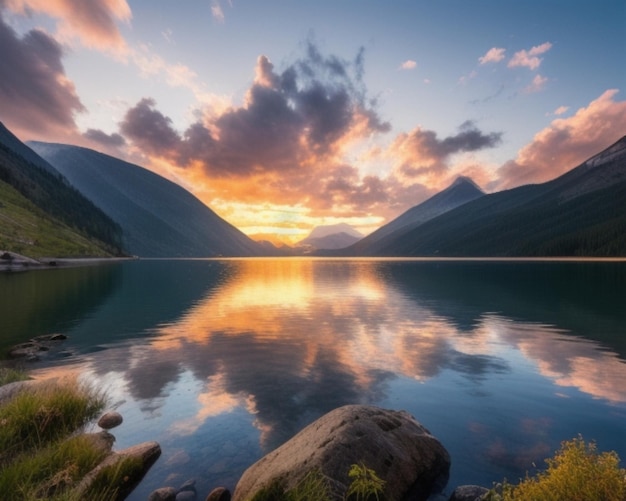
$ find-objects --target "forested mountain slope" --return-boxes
[0,123,123,256]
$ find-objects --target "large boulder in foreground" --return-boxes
[233,405,450,501]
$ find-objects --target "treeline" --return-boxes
[0,142,124,254]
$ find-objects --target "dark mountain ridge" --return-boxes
[29,141,263,257]
[375,135,626,257]
[342,176,485,256]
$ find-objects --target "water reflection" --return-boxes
[20,259,626,496]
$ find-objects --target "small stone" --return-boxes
[206,487,231,501]
[448,485,490,501]
[49,334,68,341]
[176,491,197,501]
[148,487,177,501]
[178,479,197,493]
[97,411,123,430]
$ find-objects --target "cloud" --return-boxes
[83,128,126,147]
[496,89,626,189]
[552,105,570,116]
[508,42,552,70]
[478,47,506,65]
[523,74,548,94]
[389,121,503,185]
[211,0,231,23]
[5,0,132,53]
[0,9,84,138]
[399,59,417,70]
[119,97,181,156]
[119,42,398,216]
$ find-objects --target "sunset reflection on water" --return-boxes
[22,258,626,498]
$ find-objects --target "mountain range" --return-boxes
[344,135,626,257]
[1,118,624,258]
[28,142,263,258]
[296,223,363,251]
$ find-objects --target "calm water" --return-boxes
[2,258,626,499]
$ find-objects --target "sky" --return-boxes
[1,0,625,244]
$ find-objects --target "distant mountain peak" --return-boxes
[450,176,484,192]
[305,223,363,240]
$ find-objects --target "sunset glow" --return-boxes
[1,1,624,242]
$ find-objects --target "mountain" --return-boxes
[375,136,626,256]
[29,142,263,258]
[344,176,484,255]
[0,122,123,256]
[297,223,363,250]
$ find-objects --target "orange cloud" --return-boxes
[388,121,502,189]
[496,89,626,189]
[6,0,131,52]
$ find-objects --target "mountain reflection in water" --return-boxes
[17,258,626,499]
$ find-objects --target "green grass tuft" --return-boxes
[0,378,105,462]
[0,377,115,500]
[0,367,29,386]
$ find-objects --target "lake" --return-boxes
[2,258,626,499]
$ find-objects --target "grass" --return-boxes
[490,436,626,501]
[249,469,332,501]
[0,180,114,258]
[0,375,142,500]
[0,367,29,386]
[0,378,106,463]
[249,464,386,501]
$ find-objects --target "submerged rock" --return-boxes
[448,485,490,501]
[233,404,450,501]
[148,487,177,501]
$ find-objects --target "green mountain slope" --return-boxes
[0,123,124,256]
[0,180,118,257]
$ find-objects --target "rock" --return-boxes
[8,342,43,359]
[149,487,178,501]
[448,485,490,501]
[0,380,36,404]
[232,404,450,501]
[176,478,197,500]
[75,441,161,500]
[206,487,231,501]
[81,431,116,455]
[98,411,123,430]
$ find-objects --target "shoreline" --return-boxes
[0,250,136,272]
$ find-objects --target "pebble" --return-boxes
[97,411,123,430]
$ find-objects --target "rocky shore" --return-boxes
[0,250,134,272]
[2,336,498,500]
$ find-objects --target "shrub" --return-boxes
[346,462,386,501]
[500,436,626,501]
